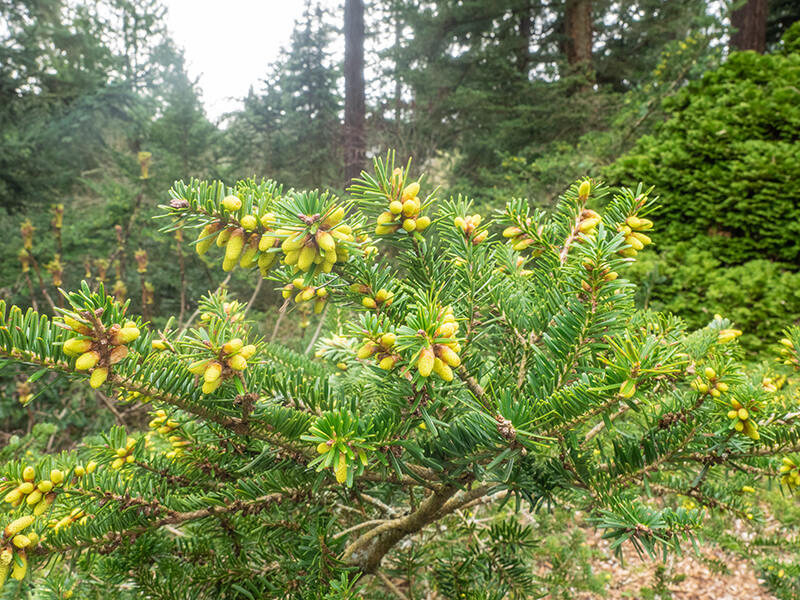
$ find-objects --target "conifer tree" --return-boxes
[1,154,799,598]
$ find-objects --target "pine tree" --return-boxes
[224,3,341,190]
[1,154,799,597]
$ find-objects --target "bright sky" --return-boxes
[163,1,337,121]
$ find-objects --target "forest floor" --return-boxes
[567,522,776,600]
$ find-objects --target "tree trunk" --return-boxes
[730,0,768,53]
[344,0,366,186]
[517,4,532,75]
[565,0,593,69]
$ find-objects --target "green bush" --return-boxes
[607,24,800,266]
[629,243,800,354]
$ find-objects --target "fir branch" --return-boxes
[39,490,303,556]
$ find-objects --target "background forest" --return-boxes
[1,0,800,598]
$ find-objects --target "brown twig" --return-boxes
[305,304,328,355]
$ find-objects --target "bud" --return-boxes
[401,182,420,201]
[626,216,643,229]
[389,200,403,215]
[437,345,461,368]
[377,212,395,226]
[227,355,247,371]
[402,218,417,232]
[375,224,399,235]
[418,347,435,377]
[357,342,376,360]
[19,482,34,495]
[379,356,396,370]
[64,316,92,335]
[22,466,35,482]
[3,488,22,504]
[4,515,34,537]
[416,216,431,232]
[298,246,316,272]
[335,453,348,484]
[75,351,100,371]
[196,222,221,255]
[317,442,331,454]
[316,231,336,253]
[240,215,258,231]
[223,339,243,354]
[704,367,716,380]
[578,180,591,199]
[64,338,93,356]
[223,229,246,271]
[216,227,232,247]
[204,362,222,383]
[10,550,26,581]
[222,195,242,212]
[90,367,109,388]
[188,360,209,375]
[402,199,419,217]
[240,234,261,268]
[323,206,345,228]
[50,469,64,485]
[625,235,644,251]
[240,345,257,360]
[432,357,454,381]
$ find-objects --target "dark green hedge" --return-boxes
[608,26,800,266]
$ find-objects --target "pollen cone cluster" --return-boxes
[780,457,800,489]
[283,278,329,314]
[502,218,541,253]
[61,313,140,388]
[727,398,760,440]
[189,338,257,394]
[350,284,394,310]
[357,331,398,370]
[275,207,353,276]
[376,180,430,235]
[454,214,487,244]
[195,203,282,277]
[418,307,461,381]
[618,216,653,258]
[3,466,66,515]
[0,515,38,589]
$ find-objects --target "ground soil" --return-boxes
[566,526,777,600]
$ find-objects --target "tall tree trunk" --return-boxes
[344,0,366,186]
[730,0,768,53]
[565,0,593,83]
[517,3,532,75]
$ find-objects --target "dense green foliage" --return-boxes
[0,160,799,598]
[630,244,800,354]
[1,1,800,597]
[605,24,800,353]
[608,28,800,265]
